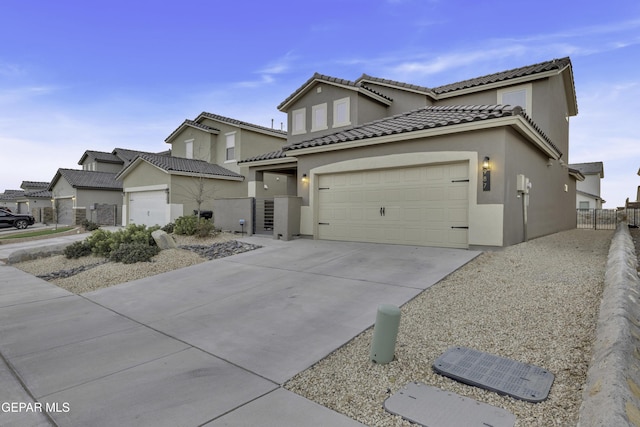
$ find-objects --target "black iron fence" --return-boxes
[577,208,640,230]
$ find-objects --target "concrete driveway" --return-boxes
[0,236,479,426]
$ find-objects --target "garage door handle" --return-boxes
[451,226,469,229]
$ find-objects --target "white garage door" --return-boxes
[317,163,469,248]
[129,191,167,227]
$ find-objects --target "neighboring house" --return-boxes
[569,162,605,209]
[48,169,123,225]
[117,112,287,227]
[0,190,26,213]
[242,57,580,248]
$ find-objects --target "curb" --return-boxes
[578,223,640,426]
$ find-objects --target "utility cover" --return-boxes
[433,346,554,403]
[384,382,516,427]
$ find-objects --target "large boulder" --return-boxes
[151,230,177,250]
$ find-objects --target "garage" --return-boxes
[55,198,75,225]
[317,162,469,248]
[129,190,167,227]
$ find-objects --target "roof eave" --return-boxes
[165,121,220,144]
[239,156,298,167]
[169,171,245,181]
[195,113,287,139]
[278,77,358,112]
[115,157,169,181]
[286,115,561,160]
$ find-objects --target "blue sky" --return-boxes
[1,0,639,207]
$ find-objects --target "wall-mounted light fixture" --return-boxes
[301,173,309,183]
[482,156,491,191]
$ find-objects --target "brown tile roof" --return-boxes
[432,57,572,94]
[284,104,560,155]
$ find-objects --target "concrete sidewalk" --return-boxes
[0,236,479,426]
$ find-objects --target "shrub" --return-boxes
[85,224,159,258]
[161,222,175,234]
[109,243,160,264]
[81,219,100,231]
[63,241,92,259]
[174,215,214,237]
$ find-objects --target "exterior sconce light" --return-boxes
[301,173,309,183]
[482,156,491,191]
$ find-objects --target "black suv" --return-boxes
[0,209,36,229]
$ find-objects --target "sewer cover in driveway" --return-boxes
[433,346,554,403]
[384,382,516,427]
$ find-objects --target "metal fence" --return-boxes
[577,208,640,229]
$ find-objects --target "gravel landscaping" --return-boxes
[13,232,261,294]
[285,229,613,427]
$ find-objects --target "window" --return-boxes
[579,201,590,210]
[185,140,194,159]
[498,84,532,114]
[292,108,306,135]
[311,103,327,132]
[333,97,351,128]
[225,132,236,161]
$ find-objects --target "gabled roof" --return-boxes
[0,190,25,201]
[569,162,604,178]
[239,149,288,164]
[116,152,244,181]
[78,150,123,166]
[357,74,435,97]
[279,57,577,116]
[432,57,572,93]
[50,169,122,191]
[165,112,286,144]
[277,73,393,111]
[25,189,52,199]
[283,104,561,158]
[164,119,220,143]
[112,148,169,164]
[21,181,49,189]
[196,112,287,137]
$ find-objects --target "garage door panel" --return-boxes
[317,162,469,248]
[129,190,166,226]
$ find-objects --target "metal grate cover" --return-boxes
[384,382,516,427]
[433,346,554,403]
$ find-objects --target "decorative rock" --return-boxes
[179,240,261,260]
[152,230,177,250]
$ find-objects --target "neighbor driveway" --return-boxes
[0,236,479,426]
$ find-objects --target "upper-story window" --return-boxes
[311,103,327,132]
[292,108,306,135]
[185,139,194,159]
[498,83,532,114]
[225,132,236,162]
[333,97,351,128]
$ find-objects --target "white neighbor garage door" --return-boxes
[317,162,469,248]
[129,190,167,227]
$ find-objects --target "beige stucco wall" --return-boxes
[291,126,576,247]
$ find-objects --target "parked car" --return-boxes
[0,210,36,229]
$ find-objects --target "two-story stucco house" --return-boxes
[116,112,288,227]
[569,162,605,209]
[242,57,580,248]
